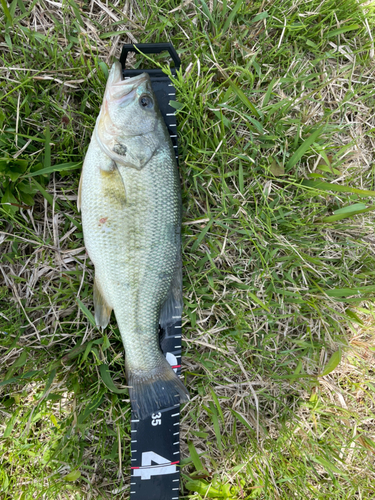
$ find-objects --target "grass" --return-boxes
[0,0,375,498]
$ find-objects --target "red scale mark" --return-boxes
[131,461,179,470]
[171,365,181,369]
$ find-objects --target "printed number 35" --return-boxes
[151,412,161,426]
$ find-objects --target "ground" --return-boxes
[0,0,375,499]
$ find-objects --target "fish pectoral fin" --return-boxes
[100,161,127,207]
[77,171,83,212]
[93,278,112,328]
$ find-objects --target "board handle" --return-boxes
[120,42,181,72]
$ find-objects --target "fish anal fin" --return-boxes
[94,278,112,328]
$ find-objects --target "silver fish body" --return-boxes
[78,62,189,419]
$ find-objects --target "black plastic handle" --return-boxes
[119,43,181,71]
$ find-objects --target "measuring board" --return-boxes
[120,43,184,500]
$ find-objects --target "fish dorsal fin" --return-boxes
[77,170,83,212]
[94,277,112,328]
[159,254,183,330]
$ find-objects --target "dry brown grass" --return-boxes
[1,0,375,498]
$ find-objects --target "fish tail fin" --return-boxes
[126,356,189,420]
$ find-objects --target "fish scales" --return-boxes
[79,62,189,419]
[82,141,178,363]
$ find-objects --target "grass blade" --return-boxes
[209,387,224,423]
[262,77,278,106]
[49,342,99,370]
[77,394,104,424]
[3,414,17,438]
[222,0,243,33]
[248,291,270,312]
[311,455,347,477]
[39,369,56,400]
[209,402,223,451]
[326,24,360,38]
[238,160,244,193]
[68,0,84,28]
[230,409,255,435]
[11,350,27,369]
[64,470,81,481]
[187,440,205,472]
[287,126,324,170]
[31,178,54,206]
[228,79,260,118]
[325,285,375,298]
[196,0,215,25]
[44,124,51,170]
[320,349,342,376]
[0,0,13,24]
[302,180,375,197]
[322,204,374,222]
[0,370,39,388]
[27,162,82,177]
[77,298,96,327]
[332,203,367,214]
[99,364,128,394]
[191,219,213,252]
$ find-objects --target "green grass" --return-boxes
[1,0,375,498]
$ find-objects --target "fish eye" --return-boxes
[139,94,153,109]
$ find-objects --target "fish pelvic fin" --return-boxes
[126,356,189,420]
[93,278,112,328]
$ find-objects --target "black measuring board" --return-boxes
[120,43,184,500]
[129,318,183,498]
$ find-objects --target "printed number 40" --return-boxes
[151,412,161,426]
[133,451,177,480]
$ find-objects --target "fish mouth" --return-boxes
[107,63,150,104]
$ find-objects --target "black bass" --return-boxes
[78,61,189,419]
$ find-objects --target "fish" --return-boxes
[78,61,189,419]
